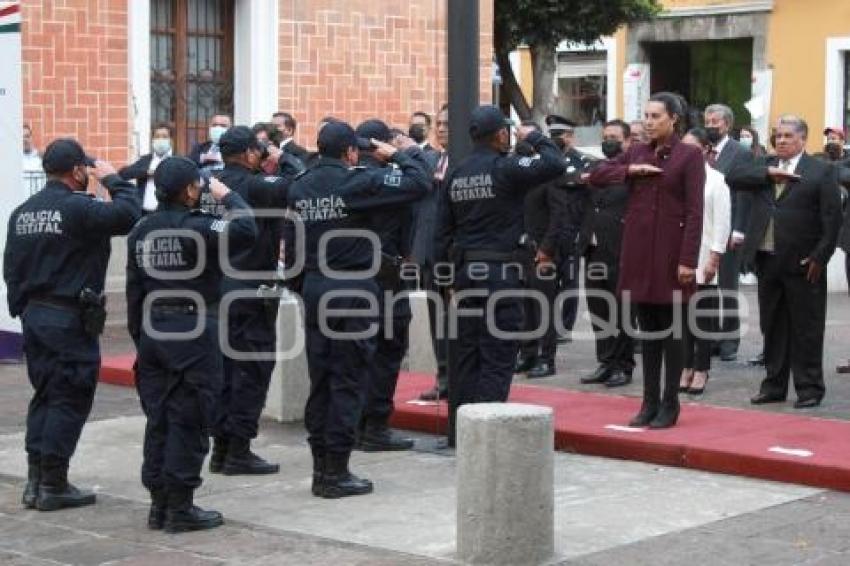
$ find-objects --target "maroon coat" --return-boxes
[588,135,705,304]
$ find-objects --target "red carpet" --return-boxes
[100,355,850,492]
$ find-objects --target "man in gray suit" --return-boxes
[704,104,754,361]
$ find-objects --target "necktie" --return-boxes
[434,152,448,182]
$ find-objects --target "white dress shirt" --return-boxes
[143,151,171,212]
[697,163,732,285]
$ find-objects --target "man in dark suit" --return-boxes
[119,123,174,213]
[409,111,441,169]
[727,115,842,408]
[704,104,754,361]
[837,202,850,373]
[578,120,635,387]
[272,112,310,162]
[188,114,231,171]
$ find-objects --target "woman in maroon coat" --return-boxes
[589,92,705,429]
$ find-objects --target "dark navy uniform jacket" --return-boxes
[4,175,142,317]
[125,191,257,343]
[208,163,295,288]
[286,150,430,273]
[434,131,566,262]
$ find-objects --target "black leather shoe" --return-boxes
[358,424,414,452]
[581,366,612,384]
[527,362,555,379]
[36,483,96,511]
[750,392,785,405]
[222,438,279,475]
[649,404,680,429]
[748,352,766,366]
[629,404,659,427]
[22,456,39,509]
[208,436,228,474]
[514,357,537,374]
[164,489,223,534]
[148,489,166,530]
[321,452,373,499]
[794,397,822,409]
[605,371,632,388]
[418,386,448,401]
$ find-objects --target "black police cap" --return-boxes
[318,121,371,157]
[41,138,96,174]
[356,119,392,146]
[469,105,513,139]
[219,125,262,156]
[153,156,202,199]
[545,114,577,133]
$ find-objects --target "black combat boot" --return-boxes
[320,452,373,499]
[163,487,223,534]
[311,446,325,497]
[208,436,228,473]
[22,453,40,509]
[222,437,279,475]
[358,419,414,452]
[147,488,167,530]
[36,455,96,511]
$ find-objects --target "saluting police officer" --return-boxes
[127,157,257,532]
[434,105,565,443]
[353,119,425,452]
[287,121,428,498]
[545,114,594,341]
[3,138,141,510]
[209,126,297,476]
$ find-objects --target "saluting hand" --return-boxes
[391,134,417,151]
[209,177,231,202]
[89,160,117,181]
[516,125,536,142]
[628,164,663,177]
[767,167,800,183]
[372,139,398,162]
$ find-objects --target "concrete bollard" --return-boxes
[457,403,554,565]
[263,291,310,423]
[406,290,438,374]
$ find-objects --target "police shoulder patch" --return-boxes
[209,219,228,233]
[518,157,534,167]
[263,176,281,183]
[383,171,402,187]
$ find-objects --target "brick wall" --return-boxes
[21,0,130,165]
[278,0,494,150]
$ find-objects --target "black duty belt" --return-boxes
[29,295,80,312]
[463,250,515,263]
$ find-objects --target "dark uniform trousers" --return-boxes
[303,274,378,454]
[363,282,411,425]
[22,304,100,461]
[519,261,559,366]
[217,300,276,441]
[584,247,635,373]
[136,311,222,491]
[558,234,580,332]
[755,252,827,401]
[451,262,523,407]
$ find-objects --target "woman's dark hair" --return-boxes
[737,125,765,156]
[648,91,692,135]
[685,127,710,148]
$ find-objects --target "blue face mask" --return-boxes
[739,137,753,149]
[209,125,227,144]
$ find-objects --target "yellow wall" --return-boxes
[615,0,850,134]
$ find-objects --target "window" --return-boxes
[150,0,234,153]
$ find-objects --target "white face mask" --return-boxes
[152,138,171,156]
[209,125,227,144]
[739,137,753,149]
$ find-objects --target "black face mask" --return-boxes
[551,135,566,152]
[826,142,843,159]
[600,140,623,159]
[409,124,427,144]
[705,127,723,145]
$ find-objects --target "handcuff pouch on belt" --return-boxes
[78,288,107,337]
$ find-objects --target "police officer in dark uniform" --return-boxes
[353,119,423,451]
[208,126,298,476]
[3,138,141,510]
[577,120,635,387]
[287,121,428,497]
[435,105,565,442]
[127,157,257,532]
[544,114,594,342]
